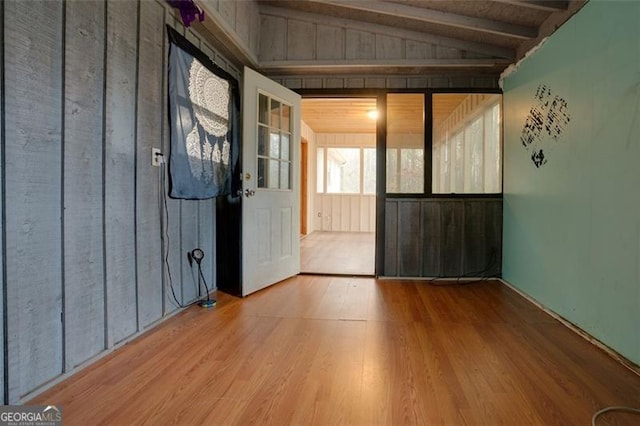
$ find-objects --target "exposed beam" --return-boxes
[311,0,537,40]
[260,58,512,74]
[260,6,516,60]
[492,0,569,12]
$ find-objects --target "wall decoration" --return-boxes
[167,26,240,199]
[520,84,571,167]
[166,0,205,27]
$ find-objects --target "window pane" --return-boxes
[317,148,324,193]
[400,149,424,193]
[257,157,268,188]
[258,94,269,125]
[432,144,440,192]
[386,94,424,193]
[281,133,290,160]
[432,93,502,194]
[484,104,502,193]
[440,135,450,193]
[280,162,290,189]
[386,149,398,192]
[258,125,268,156]
[268,159,279,189]
[453,132,464,193]
[269,131,280,159]
[270,99,281,129]
[363,148,376,195]
[326,147,360,194]
[281,104,291,132]
[464,116,483,193]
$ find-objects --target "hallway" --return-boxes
[300,231,375,275]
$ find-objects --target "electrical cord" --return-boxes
[160,162,188,309]
[160,159,213,309]
[459,249,497,279]
[197,261,211,301]
[428,247,498,286]
[591,406,640,425]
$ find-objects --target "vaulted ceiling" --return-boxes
[254,0,586,76]
[196,0,586,134]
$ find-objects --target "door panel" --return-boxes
[242,67,301,295]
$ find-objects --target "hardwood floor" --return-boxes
[32,276,640,425]
[300,231,375,275]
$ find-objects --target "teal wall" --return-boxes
[502,0,640,365]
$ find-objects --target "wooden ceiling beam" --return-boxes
[260,5,516,59]
[492,0,569,12]
[261,58,512,74]
[310,0,537,40]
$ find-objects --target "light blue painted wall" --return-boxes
[502,0,640,365]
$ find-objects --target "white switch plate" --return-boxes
[152,148,163,167]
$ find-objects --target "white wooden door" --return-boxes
[242,67,301,296]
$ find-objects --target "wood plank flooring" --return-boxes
[300,231,375,275]
[32,276,640,425]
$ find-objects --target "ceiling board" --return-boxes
[256,0,586,76]
[302,98,378,133]
[302,94,476,135]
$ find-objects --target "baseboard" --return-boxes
[299,272,375,278]
[498,278,640,378]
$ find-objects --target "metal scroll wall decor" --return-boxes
[520,84,571,168]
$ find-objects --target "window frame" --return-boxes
[298,88,503,280]
[256,90,293,191]
[383,88,503,200]
[315,146,377,196]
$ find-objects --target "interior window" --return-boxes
[363,148,376,195]
[386,93,425,193]
[315,146,376,195]
[326,147,360,194]
[432,93,502,194]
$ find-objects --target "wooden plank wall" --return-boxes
[0,0,4,406]
[259,9,499,90]
[317,195,376,233]
[104,0,138,348]
[384,199,502,278]
[0,0,238,403]
[136,0,164,329]
[63,0,106,371]
[5,0,64,401]
[315,133,376,233]
[274,75,499,91]
[199,0,261,62]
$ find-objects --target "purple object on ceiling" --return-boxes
[167,0,205,27]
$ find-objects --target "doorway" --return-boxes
[299,97,377,276]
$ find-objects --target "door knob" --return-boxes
[245,189,256,197]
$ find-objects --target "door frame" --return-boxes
[300,139,308,236]
[297,89,386,277]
